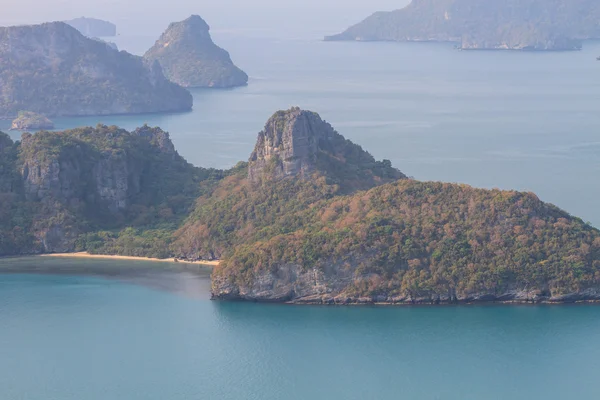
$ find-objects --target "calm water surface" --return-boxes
[1,261,600,400]
[2,34,598,227]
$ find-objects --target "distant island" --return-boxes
[10,111,54,131]
[1,108,600,305]
[0,22,192,119]
[326,0,600,51]
[144,15,248,88]
[64,17,116,37]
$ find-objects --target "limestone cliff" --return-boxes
[144,15,248,88]
[248,107,405,192]
[0,22,192,118]
[8,124,205,253]
[326,0,599,51]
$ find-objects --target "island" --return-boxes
[1,108,599,304]
[0,22,192,118]
[64,17,116,37]
[10,111,54,131]
[144,15,248,88]
[326,0,600,51]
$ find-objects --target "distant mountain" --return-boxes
[0,22,192,118]
[64,17,116,37]
[144,15,248,88]
[326,0,600,51]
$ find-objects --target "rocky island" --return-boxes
[0,22,192,119]
[1,108,599,304]
[144,15,248,88]
[10,111,54,131]
[326,0,600,51]
[64,17,116,37]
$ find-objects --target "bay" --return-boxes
[1,264,600,400]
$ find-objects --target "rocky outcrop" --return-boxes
[64,17,116,37]
[248,108,333,182]
[10,111,54,131]
[326,0,600,51]
[13,124,200,252]
[144,15,248,88]
[248,107,405,191]
[0,22,192,118]
[212,263,600,305]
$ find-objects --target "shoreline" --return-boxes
[40,252,219,267]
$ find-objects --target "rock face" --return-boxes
[248,107,405,191]
[0,22,192,118]
[64,17,116,37]
[326,0,600,51]
[14,124,197,252]
[144,15,248,88]
[10,111,54,131]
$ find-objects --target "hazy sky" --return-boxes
[1,0,410,37]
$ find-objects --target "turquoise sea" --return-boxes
[1,34,599,227]
[1,258,600,400]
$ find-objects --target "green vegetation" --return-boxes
[0,125,224,256]
[210,178,600,300]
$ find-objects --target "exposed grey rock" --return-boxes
[247,107,405,189]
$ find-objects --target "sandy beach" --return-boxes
[41,252,219,266]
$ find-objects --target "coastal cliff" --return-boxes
[326,0,599,51]
[0,22,192,118]
[144,15,248,88]
[204,108,600,304]
[247,107,405,190]
[0,125,219,254]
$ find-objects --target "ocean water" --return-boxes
[1,264,600,400]
[1,34,599,227]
